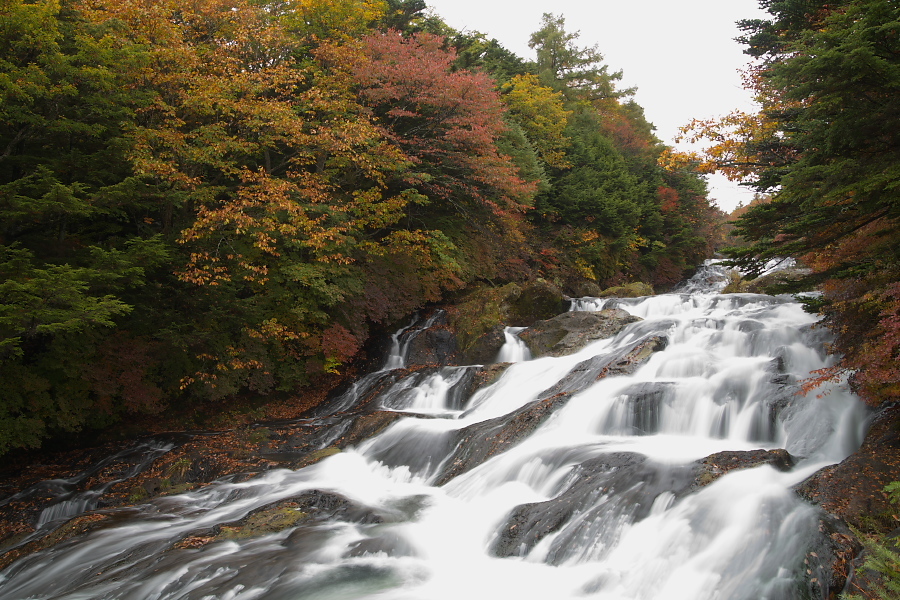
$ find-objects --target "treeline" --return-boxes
[685,0,899,406]
[0,0,722,454]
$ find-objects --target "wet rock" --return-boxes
[447,281,567,364]
[692,449,795,488]
[491,453,695,561]
[0,513,113,571]
[268,411,403,469]
[459,324,506,365]
[433,393,571,487]
[794,405,897,534]
[346,531,417,558]
[470,363,512,392]
[433,335,668,486]
[341,411,405,445]
[178,490,384,549]
[518,309,642,358]
[802,512,862,600]
[404,311,458,367]
[536,335,668,400]
[793,405,899,596]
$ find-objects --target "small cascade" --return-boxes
[315,312,447,415]
[1,439,174,552]
[569,297,609,311]
[0,262,871,600]
[383,311,444,371]
[380,367,478,415]
[672,258,734,294]
[495,327,532,363]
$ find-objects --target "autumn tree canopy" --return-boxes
[0,0,722,454]
[686,0,900,404]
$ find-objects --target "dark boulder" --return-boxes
[404,312,459,367]
[519,309,642,358]
[793,405,899,596]
[448,281,567,364]
[433,334,668,486]
[692,449,795,488]
[506,280,569,326]
[459,325,507,365]
[794,406,896,533]
[491,453,695,562]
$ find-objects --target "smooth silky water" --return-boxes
[0,262,870,599]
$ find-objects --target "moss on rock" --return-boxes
[597,282,654,298]
[448,280,567,364]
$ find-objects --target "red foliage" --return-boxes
[650,256,684,287]
[84,333,165,414]
[800,217,900,405]
[657,186,680,214]
[847,282,900,403]
[599,111,654,161]
[321,323,362,363]
[347,31,536,214]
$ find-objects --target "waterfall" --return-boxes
[496,327,531,363]
[0,263,869,600]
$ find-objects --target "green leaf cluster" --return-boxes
[726,0,900,405]
[0,0,724,455]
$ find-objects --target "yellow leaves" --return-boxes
[248,318,309,342]
[657,147,709,174]
[676,110,777,182]
[580,230,599,243]
[626,232,649,252]
[573,257,596,280]
[180,345,268,391]
[178,252,231,285]
[675,69,800,183]
[287,0,387,41]
[500,73,572,169]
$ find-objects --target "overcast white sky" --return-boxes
[424,0,770,212]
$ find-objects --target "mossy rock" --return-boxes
[448,280,566,364]
[569,280,603,298]
[448,283,519,353]
[506,280,567,326]
[218,505,309,540]
[519,309,641,358]
[597,282,654,298]
[721,270,752,294]
[722,268,815,295]
[745,267,814,294]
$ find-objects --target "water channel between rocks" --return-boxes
[0,263,870,600]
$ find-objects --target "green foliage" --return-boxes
[726,0,900,405]
[0,0,723,455]
[528,12,632,102]
[843,483,900,600]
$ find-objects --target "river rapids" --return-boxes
[0,262,870,599]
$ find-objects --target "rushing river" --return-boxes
[0,263,870,599]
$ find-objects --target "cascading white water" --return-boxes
[0,263,870,600]
[496,327,531,363]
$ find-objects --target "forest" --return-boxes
[682,0,900,409]
[0,0,725,454]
